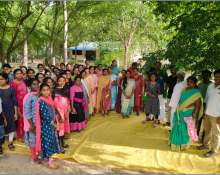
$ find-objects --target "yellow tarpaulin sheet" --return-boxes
[2,112,220,174]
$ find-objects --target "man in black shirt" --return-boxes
[163,65,177,126]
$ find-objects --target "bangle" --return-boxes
[193,113,196,116]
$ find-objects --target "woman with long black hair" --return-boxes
[121,70,135,119]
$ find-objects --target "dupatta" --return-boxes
[121,79,135,113]
[35,96,54,152]
[176,88,203,128]
[23,91,39,132]
[96,76,111,111]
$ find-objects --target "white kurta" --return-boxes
[169,81,187,129]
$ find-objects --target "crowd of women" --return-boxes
[0,59,220,170]
[0,60,145,169]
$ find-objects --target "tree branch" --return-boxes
[10,3,49,52]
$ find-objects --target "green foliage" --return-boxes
[141,1,220,78]
[68,60,79,65]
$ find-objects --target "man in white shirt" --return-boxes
[197,69,220,158]
[169,71,187,131]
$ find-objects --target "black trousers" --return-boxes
[197,116,205,142]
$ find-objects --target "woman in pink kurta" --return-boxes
[89,66,99,115]
[52,76,70,154]
[10,69,28,142]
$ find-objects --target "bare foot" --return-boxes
[18,138,24,143]
[51,158,59,162]
[32,158,43,165]
[48,164,59,170]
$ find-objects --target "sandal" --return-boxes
[153,124,158,128]
[62,144,69,148]
[142,120,148,124]
[8,143,15,151]
[48,164,59,170]
[122,116,125,119]
[60,147,69,154]
[92,114,95,117]
[102,114,105,117]
[105,113,109,116]
[0,154,8,159]
[64,135,71,140]
[205,151,217,158]
[126,115,130,118]
[75,130,81,134]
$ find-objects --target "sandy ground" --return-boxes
[0,153,160,174]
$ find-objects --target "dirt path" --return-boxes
[0,153,159,174]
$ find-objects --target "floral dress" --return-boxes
[24,95,38,148]
[39,100,60,161]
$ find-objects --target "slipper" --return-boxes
[64,135,71,140]
[126,115,130,118]
[153,124,158,128]
[102,114,105,117]
[122,116,126,119]
[105,113,109,116]
[142,120,148,124]
[0,154,9,159]
[62,144,69,148]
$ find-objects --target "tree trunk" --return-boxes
[36,47,39,59]
[6,52,10,63]
[23,36,28,67]
[49,2,59,65]
[31,53,33,63]
[75,45,77,60]
[0,38,5,64]
[63,1,68,65]
[123,46,129,69]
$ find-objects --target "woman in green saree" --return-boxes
[121,70,135,119]
[168,76,203,152]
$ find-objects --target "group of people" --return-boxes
[0,59,220,170]
[142,63,220,159]
[0,60,144,169]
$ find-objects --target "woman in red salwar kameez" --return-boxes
[131,68,144,116]
[116,70,126,114]
[96,69,111,117]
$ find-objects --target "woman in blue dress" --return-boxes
[35,83,60,169]
[108,67,118,110]
[111,60,121,76]
[23,78,42,165]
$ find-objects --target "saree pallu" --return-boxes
[132,75,144,109]
[96,76,111,111]
[168,89,203,152]
[116,78,124,113]
[85,75,94,114]
[81,80,89,119]
[121,79,135,114]
[110,74,118,110]
[100,81,111,110]
[90,74,99,108]
[112,66,120,75]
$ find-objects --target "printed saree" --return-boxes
[121,79,135,114]
[168,88,203,152]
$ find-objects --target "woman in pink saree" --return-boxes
[11,69,28,143]
[52,76,70,154]
[89,66,99,115]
